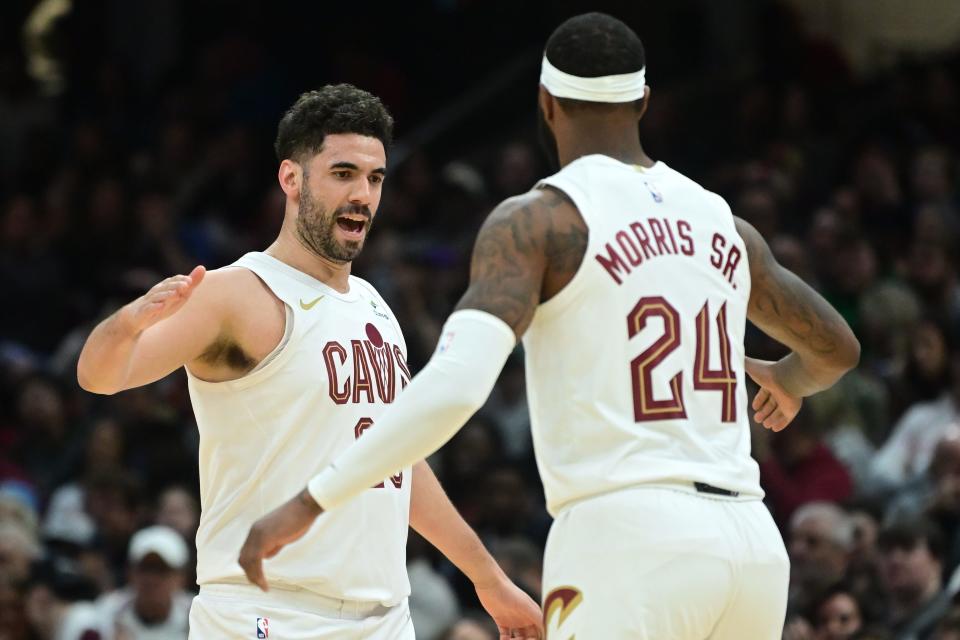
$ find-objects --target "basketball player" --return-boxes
[77,85,543,639]
[239,15,861,639]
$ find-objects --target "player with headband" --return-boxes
[239,13,859,638]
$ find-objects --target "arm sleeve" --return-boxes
[308,309,516,510]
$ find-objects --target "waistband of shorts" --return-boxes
[554,480,763,514]
[199,583,402,620]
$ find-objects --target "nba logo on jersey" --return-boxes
[256,617,269,638]
[644,180,663,203]
[437,330,455,354]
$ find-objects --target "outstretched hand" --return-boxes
[475,576,544,640]
[745,357,802,432]
[122,265,206,333]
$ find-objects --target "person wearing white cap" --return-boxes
[96,526,192,640]
[241,11,861,640]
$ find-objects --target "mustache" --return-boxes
[334,204,372,221]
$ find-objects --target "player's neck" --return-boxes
[558,129,653,169]
[265,232,353,293]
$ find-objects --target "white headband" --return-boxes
[540,56,646,103]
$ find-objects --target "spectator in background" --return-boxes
[440,617,499,640]
[756,407,853,526]
[933,606,960,640]
[871,352,960,495]
[97,525,192,640]
[24,558,103,640]
[788,502,855,615]
[822,586,872,639]
[154,486,198,545]
[878,518,952,639]
[407,529,460,640]
[0,522,42,585]
[0,574,31,640]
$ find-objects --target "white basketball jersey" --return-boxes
[188,252,412,604]
[526,155,763,516]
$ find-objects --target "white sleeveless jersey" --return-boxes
[187,252,412,604]
[526,155,763,516]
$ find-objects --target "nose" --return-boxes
[349,177,372,205]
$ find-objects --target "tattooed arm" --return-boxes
[736,217,860,398]
[455,185,584,336]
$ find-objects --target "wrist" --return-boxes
[296,488,323,517]
[114,304,144,338]
[470,558,508,590]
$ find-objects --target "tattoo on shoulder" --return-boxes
[455,187,587,336]
[541,187,588,276]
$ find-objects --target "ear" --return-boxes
[637,85,652,121]
[538,85,556,122]
[278,159,302,199]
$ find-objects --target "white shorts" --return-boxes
[189,583,415,639]
[542,486,789,640]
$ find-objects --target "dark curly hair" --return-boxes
[544,12,646,112]
[274,84,394,163]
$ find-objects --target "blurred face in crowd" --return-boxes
[86,418,124,470]
[816,592,863,640]
[131,554,183,621]
[0,525,39,584]
[287,134,385,264]
[0,578,29,640]
[849,511,879,565]
[157,488,200,540]
[932,438,960,512]
[879,537,941,603]
[444,619,497,640]
[789,512,849,586]
[911,321,949,381]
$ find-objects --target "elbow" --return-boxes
[843,334,861,371]
[834,333,861,374]
[76,365,120,396]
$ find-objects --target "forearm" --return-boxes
[410,461,504,587]
[308,310,515,511]
[77,307,140,394]
[770,351,849,398]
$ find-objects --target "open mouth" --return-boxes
[336,215,366,235]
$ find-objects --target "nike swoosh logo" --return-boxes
[299,295,325,310]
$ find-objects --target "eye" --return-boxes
[333,170,351,179]
[370,175,384,185]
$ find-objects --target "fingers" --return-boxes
[753,389,777,423]
[751,387,769,412]
[189,265,207,286]
[766,410,793,432]
[499,628,541,640]
[238,530,269,592]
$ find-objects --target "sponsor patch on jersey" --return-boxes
[256,617,269,638]
[370,300,390,320]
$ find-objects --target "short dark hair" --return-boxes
[544,12,646,112]
[878,518,945,560]
[274,84,394,163]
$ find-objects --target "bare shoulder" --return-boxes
[455,187,586,337]
[189,266,285,376]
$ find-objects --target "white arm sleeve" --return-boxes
[308,309,516,510]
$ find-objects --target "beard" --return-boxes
[537,103,561,173]
[295,181,372,263]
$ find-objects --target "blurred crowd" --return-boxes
[1,1,960,639]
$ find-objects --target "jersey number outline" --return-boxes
[354,417,403,489]
[627,296,737,423]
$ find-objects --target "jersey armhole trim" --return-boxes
[186,268,298,392]
[527,182,593,325]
